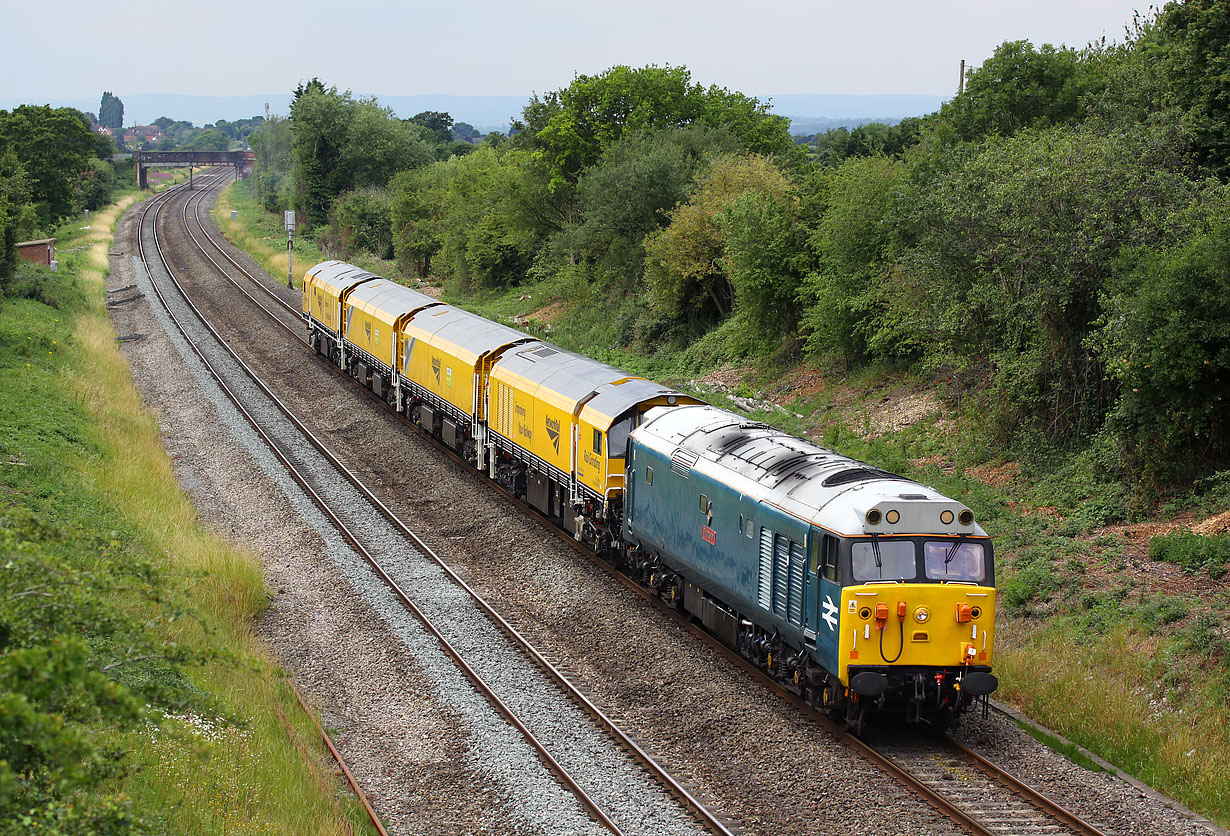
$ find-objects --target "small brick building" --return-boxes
[15,238,55,267]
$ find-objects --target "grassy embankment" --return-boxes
[0,185,375,833]
[216,178,1230,826]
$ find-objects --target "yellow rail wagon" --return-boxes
[341,279,438,403]
[302,260,382,360]
[397,304,529,461]
[487,343,697,540]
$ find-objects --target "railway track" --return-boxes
[144,175,1123,836]
[136,175,733,836]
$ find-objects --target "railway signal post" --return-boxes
[285,210,296,288]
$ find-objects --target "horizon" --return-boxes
[6,0,1147,105]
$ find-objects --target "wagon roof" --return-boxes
[304,260,382,296]
[404,305,530,365]
[345,279,438,323]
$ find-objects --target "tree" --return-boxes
[936,40,1095,142]
[560,125,737,287]
[185,127,230,151]
[800,154,909,360]
[719,187,811,346]
[1152,0,1230,174]
[290,84,351,225]
[902,122,1221,444]
[0,106,95,227]
[390,162,456,277]
[98,91,123,133]
[644,153,791,322]
[452,121,480,142]
[0,151,34,287]
[410,111,454,145]
[514,64,793,191]
[1094,221,1230,485]
[343,100,434,188]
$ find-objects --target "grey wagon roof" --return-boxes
[495,341,632,402]
[305,260,382,295]
[345,279,438,320]
[404,305,531,365]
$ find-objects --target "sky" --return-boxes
[5,0,1150,101]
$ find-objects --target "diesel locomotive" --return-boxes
[302,260,999,730]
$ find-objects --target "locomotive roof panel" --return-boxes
[345,280,438,322]
[305,260,382,295]
[404,306,531,365]
[578,379,700,428]
[634,405,986,538]
[493,342,635,407]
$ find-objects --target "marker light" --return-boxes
[940,510,954,524]
[914,606,930,623]
[885,509,900,524]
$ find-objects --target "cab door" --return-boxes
[808,526,842,670]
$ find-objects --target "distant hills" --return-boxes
[0,92,948,136]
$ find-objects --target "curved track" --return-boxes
[142,175,1115,836]
[137,176,734,836]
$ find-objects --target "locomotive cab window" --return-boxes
[645,466,653,486]
[593,428,602,455]
[924,541,985,582]
[608,415,633,459]
[699,494,708,514]
[810,532,840,582]
[851,539,916,581]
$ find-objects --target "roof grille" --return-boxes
[671,448,700,477]
[529,346,560,359]
[820,467,905,488]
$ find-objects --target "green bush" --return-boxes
[1149,531,1230,577]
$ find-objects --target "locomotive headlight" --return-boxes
[914,606,930,624]
[866,509,882,525]
[958,509,975,525]
[940,510,954,525]
[885,509,900,524]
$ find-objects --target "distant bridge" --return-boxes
[132,150,254,189]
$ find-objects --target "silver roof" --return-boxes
[405,305,530,364]
[495,341,631,401]
[634,404,985,538]
[345,278,438,319]
[305,260,381,295]
[580,378,696,427]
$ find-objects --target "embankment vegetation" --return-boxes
[230,0,1230,823]
[0,186,374,832]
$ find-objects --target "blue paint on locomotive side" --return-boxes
[625,439,841,675]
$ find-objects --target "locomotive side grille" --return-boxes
[757,528,773,610]
[773,534,790,618]
[671,448,699,477]
[788,540,806,626]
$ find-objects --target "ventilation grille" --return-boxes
[821,467,904,488]
[670,448,699,477]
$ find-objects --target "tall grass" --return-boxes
[3,191,374,834]
[214,181,328,288]
[997,622,1229,823]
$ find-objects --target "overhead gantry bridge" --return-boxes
[132,149,255,189]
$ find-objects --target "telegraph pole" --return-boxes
[959,59,966,95]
